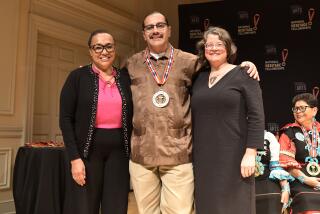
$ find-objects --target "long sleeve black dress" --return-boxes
[191,66,265,214]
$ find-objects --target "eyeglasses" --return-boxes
[90,44,115,54]
[205,42,225,50]
[292,106,311,113]
[144,22,168,32]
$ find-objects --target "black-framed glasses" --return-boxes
[90,44,115,54]
[143,22,168,32]
[292,105,310,113]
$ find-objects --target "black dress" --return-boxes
[191,66,264,214]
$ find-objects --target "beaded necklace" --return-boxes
[300,119,320,176]
[301,120,320,159]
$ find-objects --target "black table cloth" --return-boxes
[13,147,68,214]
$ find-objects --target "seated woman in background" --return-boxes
[255,130,294,214]
[279,93,320,214]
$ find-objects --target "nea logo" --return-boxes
[294,82,307,93]
[237,11,260,35]
[290,5,315,30]
[190,16,200,25]
[290,5,303,17]
[238,11,249,22]
[265,45,277,58]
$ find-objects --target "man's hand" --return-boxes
[240,61,260,81]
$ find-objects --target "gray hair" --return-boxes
[196,26,237,66]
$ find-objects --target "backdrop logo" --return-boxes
[203,18,210,31]
[267,123,280,138]
[265,45,288,71]
[290,5,315,31]
[265,45,277,56]
[281,49,288,66]
[238,11,249,20]
[189,15,203,39]
[294,82,307,93]
[190,16,200,25]
[308,8,315,25]
[238,11,260,35]
[253,14,260,30]
[313,86,319,98]
[291,5,303,16]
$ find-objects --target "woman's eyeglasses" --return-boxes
[204,43,225,50]
[90,44,115,54]
[292,106,310,113]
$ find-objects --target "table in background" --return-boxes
[13,146,69,214]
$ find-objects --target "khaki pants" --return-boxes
[129,160,194,214]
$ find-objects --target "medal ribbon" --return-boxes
[301,121,319,159]
[145,46,174,86]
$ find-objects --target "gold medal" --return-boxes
[301,123,320,177]
[145,46,174,108]
[152,90,169,108]
[306,162,320,176]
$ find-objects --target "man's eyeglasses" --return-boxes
[292,106,310,113]
[144,22,168,32]
[90,44,115,54]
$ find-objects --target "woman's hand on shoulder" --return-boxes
[71,158,86,186]
[240,61,260,81]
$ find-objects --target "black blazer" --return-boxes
[59,64,133,160]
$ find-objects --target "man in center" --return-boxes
[126,11,259,214]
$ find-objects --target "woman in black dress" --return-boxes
[279,93,320,214]
[191,26,265,214]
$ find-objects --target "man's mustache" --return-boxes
[149,32,163,38]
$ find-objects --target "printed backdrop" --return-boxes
[178,0,320,136]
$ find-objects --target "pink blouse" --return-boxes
[92,64,122,128]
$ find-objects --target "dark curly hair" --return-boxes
[196,27,237,67]
[87,29,113,47]
[292,93,318,108]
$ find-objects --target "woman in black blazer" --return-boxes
[60,29,132,214]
